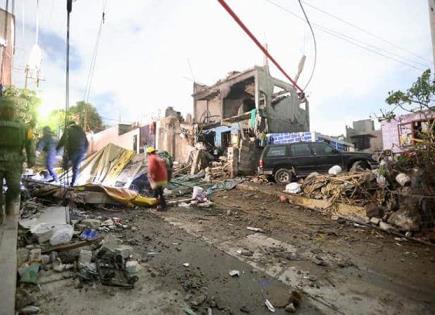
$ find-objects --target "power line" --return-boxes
[217,0,304,93]
[84,0,108,103]
[264,0,429,71]
[297,0,316,89]
[301,0,432,65]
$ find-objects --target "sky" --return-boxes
[10,0,434,136]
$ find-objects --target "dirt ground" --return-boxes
[19,184,435,315]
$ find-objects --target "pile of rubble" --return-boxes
[205,157,230,180]
[15,200,142,313]
[300,171,379,206]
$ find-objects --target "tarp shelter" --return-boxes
[59,143,141,187]
[57,143,156,207]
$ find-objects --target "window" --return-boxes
[290,143,311,157]
[266,145,287,157]
[311,142,334,155]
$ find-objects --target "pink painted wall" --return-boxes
[381,111,435,153]
[88,125,141,154]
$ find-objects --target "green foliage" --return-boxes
[3,86,41,128]
[69,101,103,132]
[384,69,435,120]
[38,109,66,136]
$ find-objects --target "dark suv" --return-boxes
[258,142,377,184]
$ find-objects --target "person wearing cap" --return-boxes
[0,96,35,224]
[146,146,168,210]
[36,126,59,182]
[56,121,89,186]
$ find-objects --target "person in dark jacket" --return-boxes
[37,126,59,182]
[0,96,35,224]
[56,121,89,186]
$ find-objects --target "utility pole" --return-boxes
[428,0,435,70]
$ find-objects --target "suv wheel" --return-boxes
[274,168,293,184]
[350,160,370,172]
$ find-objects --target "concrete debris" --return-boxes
[246,226,264,233]
[396,173,411,187]
[370,217,381,225]
[328,165,342,175]
[284,303,296,313]
[285,183,301,194]
[229,270,240,277]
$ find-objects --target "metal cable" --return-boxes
[297,0,317,90]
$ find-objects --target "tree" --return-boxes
[2,86,41,128]
[69,101,103,132]
[381,69,435,191]
[382,69,435,121]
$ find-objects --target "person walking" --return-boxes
[36,126,59,182]
[146,146,168,210]
[0,96,35,225]
[56,121,89,186]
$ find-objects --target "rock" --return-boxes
[229,270,240,277]
[388,208,421,232]
[81,218,102,229]
[365,204,384,218]
[19,305,40,314]
[328,165,342,175]
[288,290,302,307]
[240,305,250,313]
[191,294,207,307]
[396,173,411,187]
[370,217,381,225]
[379,221,393,231]
[131,226,138,232]
[285,303,297,313]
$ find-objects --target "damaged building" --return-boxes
[193,65,309,133]
[192,65,309,175]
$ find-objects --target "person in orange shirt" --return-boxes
[146,147,168,211]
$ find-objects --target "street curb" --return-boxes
[0,218,18,315]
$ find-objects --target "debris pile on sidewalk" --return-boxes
[300,170,379,206]
[15,198,141,311]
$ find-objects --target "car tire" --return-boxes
[350,160,370,172]
[274,168,293,184]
